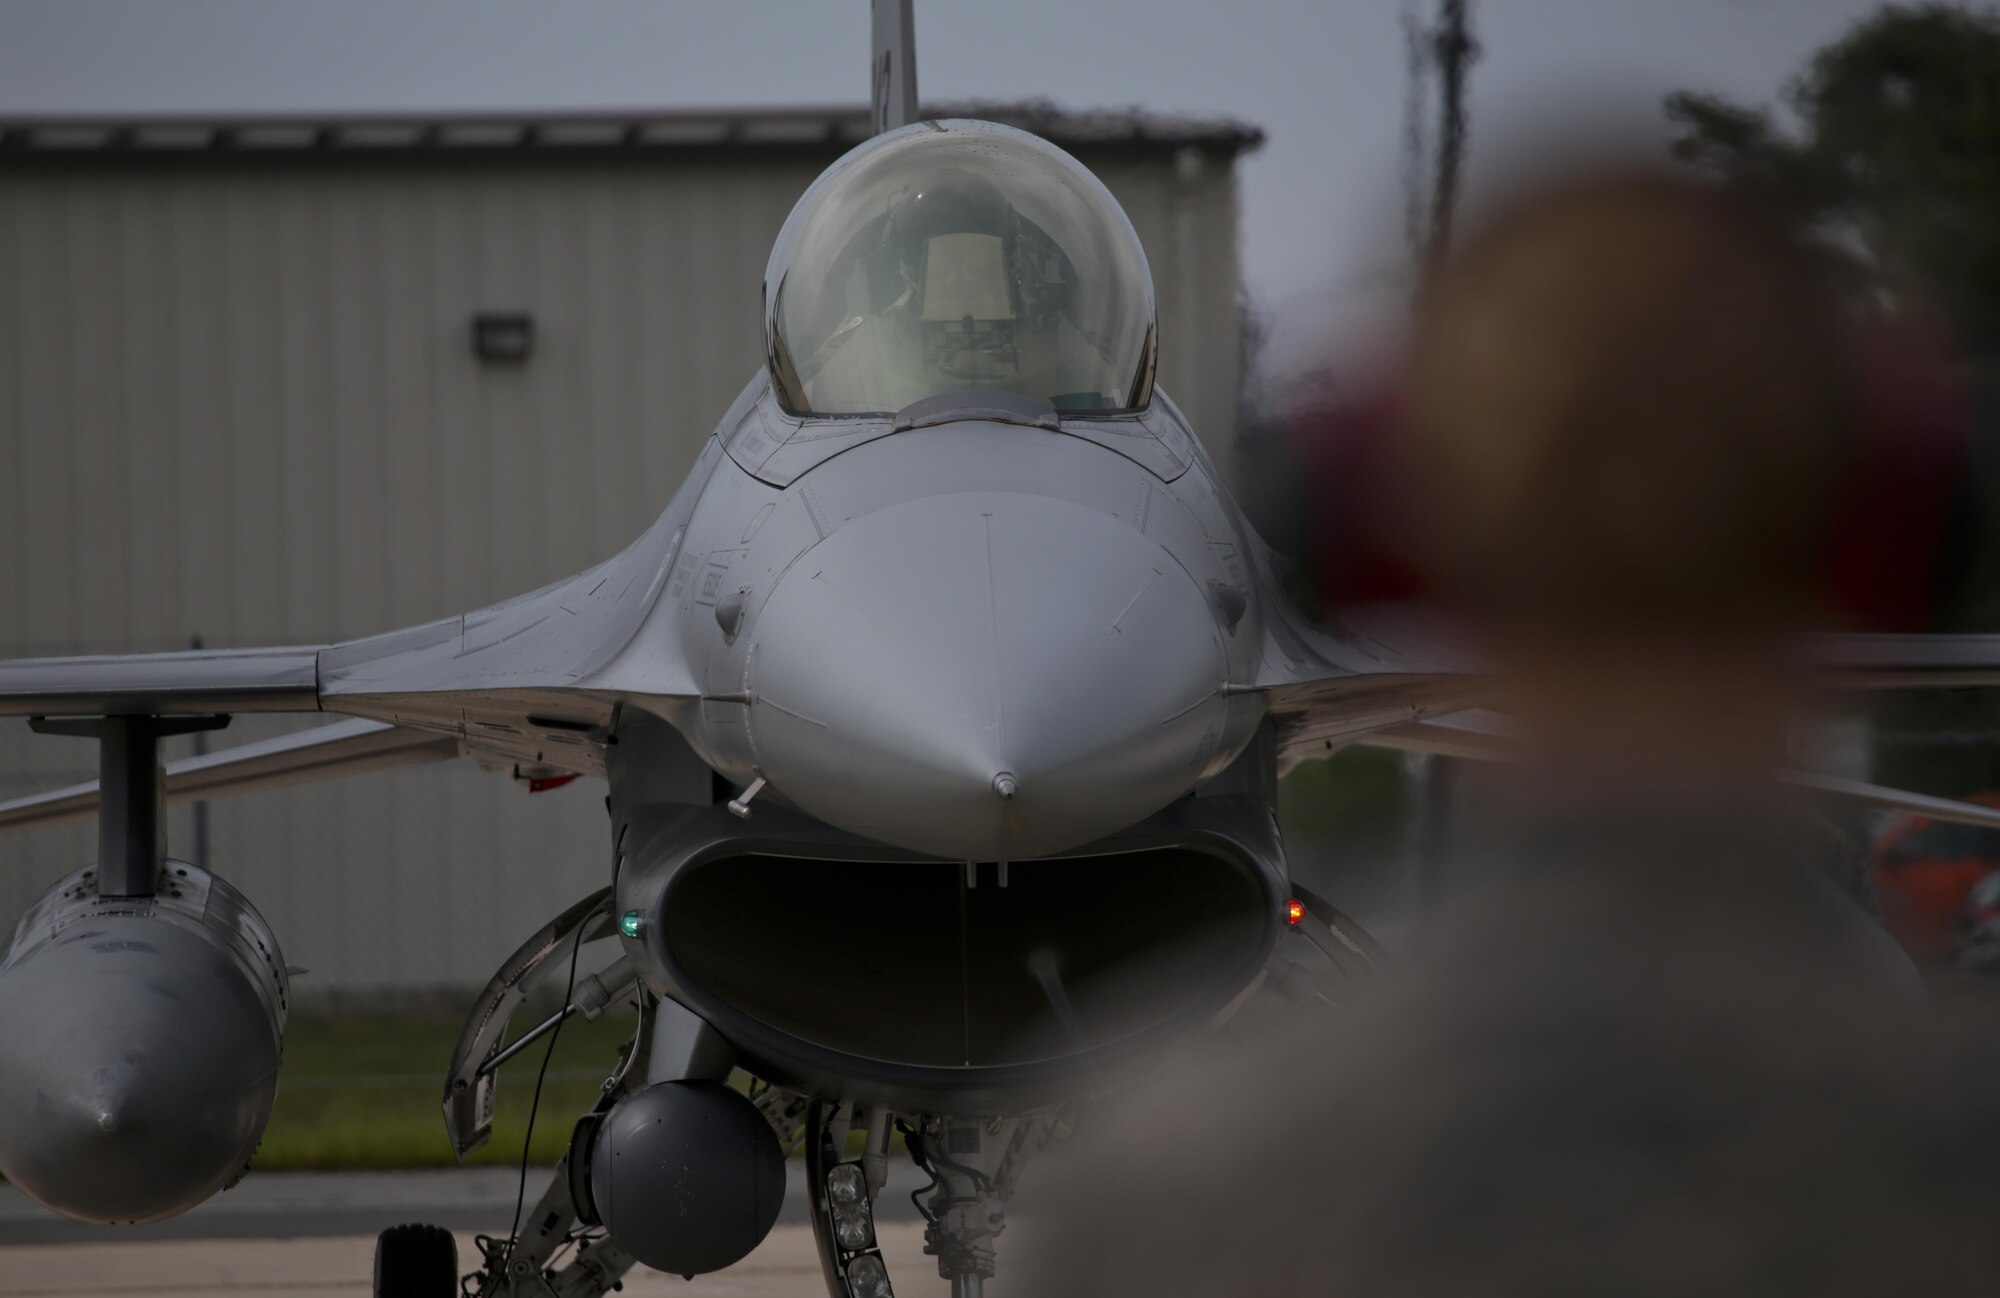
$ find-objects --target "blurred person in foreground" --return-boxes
[1025,168,2000,1296]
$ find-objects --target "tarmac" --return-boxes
[0,1165,982,1298]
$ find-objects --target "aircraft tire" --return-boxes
[373,1221,458,1297]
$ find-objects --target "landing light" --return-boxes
[846,1253,894,1298]
[827,1162,875,1252]
[834,1209,874,1251]
[1285,898,1306,926]
[827,1163,866,1206]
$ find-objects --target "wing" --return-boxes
[0,645,323,718]
[1248,540,1496,771]
[304,447,719,766]
[0,718,464,833]
[1794,633,2000,688]
[1356,712,2000,832]
[1,445,719,813]
[1253,564,2000,771]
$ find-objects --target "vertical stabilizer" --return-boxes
[871,0,919,134]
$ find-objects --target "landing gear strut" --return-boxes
[915,1118,1005,1298]
[806,1100,898,1298]
[806,1101,1061,1298]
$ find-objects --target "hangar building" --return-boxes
[0,102,1261,1000]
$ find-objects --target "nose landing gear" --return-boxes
[915,1119,1005,1298]
[807,1101,1066,1298]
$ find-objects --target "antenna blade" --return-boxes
[871,0,919,134]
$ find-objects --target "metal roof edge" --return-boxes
[0,99,1264,158]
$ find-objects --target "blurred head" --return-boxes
[1029,159,1997,1298]
[1409,168,1856,647]
[1297,162,1973,681]
[1380,170,1872,767]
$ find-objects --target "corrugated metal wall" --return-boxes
[0,143,1245,1001]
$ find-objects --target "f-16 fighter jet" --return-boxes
[5,3,2000,1296]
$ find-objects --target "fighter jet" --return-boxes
[5,3,2000,1296]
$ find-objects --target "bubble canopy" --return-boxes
[764,120,1158,417]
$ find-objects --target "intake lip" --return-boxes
[658,840,1271,1082]
[611,791,1288,1115]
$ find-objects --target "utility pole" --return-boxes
[1401,0,1433,270]
[1426,0,1478,270]
[1404,0,1479,274]
[871,0,919,135]
[1402,0,1479,922]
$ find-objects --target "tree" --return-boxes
[1669,5,2000,799]
[1667,4,2000,356]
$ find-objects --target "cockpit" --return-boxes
[763,119,1158,417]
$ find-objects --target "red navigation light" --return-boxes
[1285,898,1306,926]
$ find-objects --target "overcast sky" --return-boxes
[0,0,1893,366]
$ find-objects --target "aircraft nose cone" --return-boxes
[747,492,1228,859]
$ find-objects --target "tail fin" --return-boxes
[871,0,919,134]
